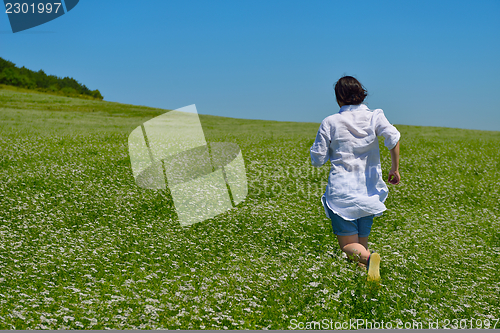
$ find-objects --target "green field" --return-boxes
[1,86,499,329]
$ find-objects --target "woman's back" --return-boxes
[311,103,400,220]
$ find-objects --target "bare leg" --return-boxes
[358,236,369,251]
[337,234,370,265]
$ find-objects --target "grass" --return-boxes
[0,84,103,101]
[0,86,499,329]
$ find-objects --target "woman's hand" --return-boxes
[388,141,400,184]
[388,168,400,185]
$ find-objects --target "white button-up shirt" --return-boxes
[310,104,400,221]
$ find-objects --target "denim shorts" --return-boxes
[325,205,374,238]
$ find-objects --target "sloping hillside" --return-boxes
[0,87,499,329]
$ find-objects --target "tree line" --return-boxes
[0,57,103,100]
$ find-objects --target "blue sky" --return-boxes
[1,0,499,131]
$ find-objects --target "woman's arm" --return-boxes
[310,120,332,167]
[374,110,400,184]
[388,141,400,184]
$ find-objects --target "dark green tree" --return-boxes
[0,57,103,100]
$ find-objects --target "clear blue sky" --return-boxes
[2,0,499,131]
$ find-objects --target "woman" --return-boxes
[310,76,401,281]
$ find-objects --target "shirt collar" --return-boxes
[339,104,369,113]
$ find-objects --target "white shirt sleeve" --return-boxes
[310,118,332,167]
[374,110,400,150]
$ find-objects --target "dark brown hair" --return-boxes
[334,76,367,105]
